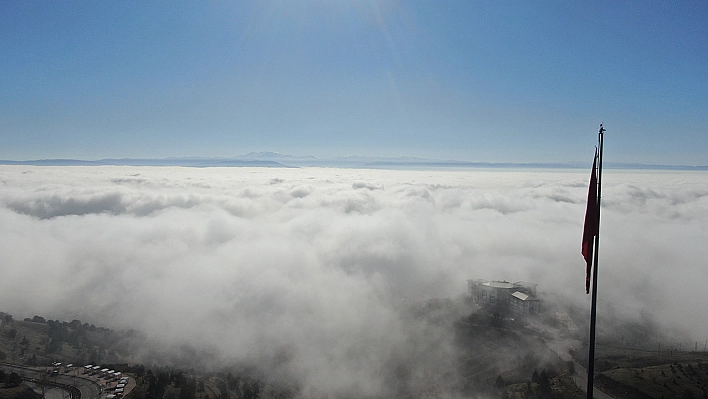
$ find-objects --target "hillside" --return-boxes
[2,301,576,399]
[0,313,136,367]
[592,346,708,399]
[7,305,705,399]
[0,386,43,399]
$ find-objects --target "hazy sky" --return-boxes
[1,1,707,164]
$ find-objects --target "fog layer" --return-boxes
[1,166,706,395]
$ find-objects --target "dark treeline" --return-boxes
[0,312,133,367]
[125,367,263,399]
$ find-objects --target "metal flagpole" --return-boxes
[586,124,605,399]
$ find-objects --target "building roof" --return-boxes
[483,281,515,289]
[512,291,528,300]
[511,291,539,301]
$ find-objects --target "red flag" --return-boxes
[582,151,598,294]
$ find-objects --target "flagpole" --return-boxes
[587,124,605,399]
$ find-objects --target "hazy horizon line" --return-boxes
[1,154,707,171]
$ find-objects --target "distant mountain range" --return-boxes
[1,153,706,170]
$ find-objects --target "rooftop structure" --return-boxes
[467,278,540,316]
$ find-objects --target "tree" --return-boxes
[216,378,229,399]
[179,377,197,399]
[226,373,240,391]
[68,327,84,348]
[171,371,183,388]
[243,380,254,399]
[6,372,22,388]
[89,347,101,364]
[538,370,549,386]
[46,337,62,353]
[537,370,552,399]
[145,370,170,399]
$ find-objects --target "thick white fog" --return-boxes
[1,166,706,395]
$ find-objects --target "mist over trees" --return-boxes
[1,166,707,397]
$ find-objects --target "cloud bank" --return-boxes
[1,166,706,395]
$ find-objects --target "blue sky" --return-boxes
[1,1,706,165]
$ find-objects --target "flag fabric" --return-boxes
[582,151,598,294]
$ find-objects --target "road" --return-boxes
[571,362,616,399]
[25,383,72,399]
[0,363,102,399]
[525,320,617,399]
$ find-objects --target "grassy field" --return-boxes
[592,345,708,399]
[503,345,708,399]
[0,386,43,399]
[505,375,586,399]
